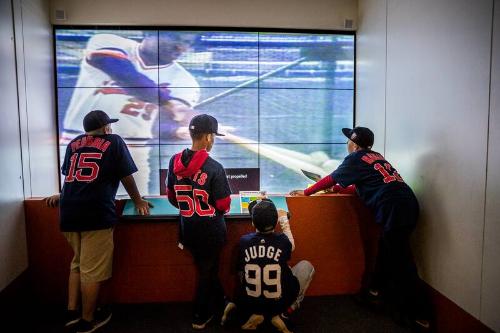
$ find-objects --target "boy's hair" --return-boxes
[189,131,207,141]
[249,199,278,233]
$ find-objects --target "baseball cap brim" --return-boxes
[108,118,119,124]
[214,132,225,136]
[342,128,353,139]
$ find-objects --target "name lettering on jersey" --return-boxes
[94,80,128,96]
[192,170,208,185]
[361,152,385,165]
[244,245,282,263]
[71,136,111,153]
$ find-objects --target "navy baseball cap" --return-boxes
[83,110,118,132]
[189,114,224,136]
[249,198,278,233]
[342,127,374,149]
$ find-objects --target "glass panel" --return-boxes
[159,30,259,89]
[158,87,259,144]
[258,33,354,90]
[56,29,158,88]
[259,89,353,143]
[58,87,160,145]
[258,143,347,193]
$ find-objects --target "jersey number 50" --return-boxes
[245,263,282,299]
[174,185,215,217]
[65,153,102,183]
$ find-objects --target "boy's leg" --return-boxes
[62,232,83,326]
[78,229,114,325]
[191,245,223,329]
[289,260,315,311]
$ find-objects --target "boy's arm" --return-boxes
[121,175,151,215]
[278,209,295,251]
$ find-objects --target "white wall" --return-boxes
[482,0,500,330]
[357,0,499,330]
[50,0,357,30]
[0,0,56,292]
[0,0,28,291]
[13,0,58,197]
[356,0,386,154]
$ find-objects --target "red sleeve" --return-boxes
[166,188,179,208]
[332,184,357,194]
[304,175,336,196]
[215,196,231,214]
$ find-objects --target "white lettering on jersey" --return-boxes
[244,245,282,263]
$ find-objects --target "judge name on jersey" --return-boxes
[244,244,283,263]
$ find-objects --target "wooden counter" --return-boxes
[24,195,380,304]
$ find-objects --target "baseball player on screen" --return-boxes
[62,31,201,193]
[290,127,431,331]
[166,114,232,330]
[221,199,315,333]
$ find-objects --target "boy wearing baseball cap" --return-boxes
[45,110,150,333]
[166,114,232,330]
[221,199,315,333]
[290,127,430,331]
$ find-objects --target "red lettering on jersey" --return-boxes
[65,152,102,183]
[94,87,128,95]
[100,141,111,152]
[174,185,215,217]
[197,173,208,185]
[373,162,404,183]
[361,153,385,165]
[70,136,111,153]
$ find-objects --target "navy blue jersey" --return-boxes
[166,149,232,247]
[237,232,299,316]
[332,150,418,229]
[60,134,137,231]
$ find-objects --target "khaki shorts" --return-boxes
[63,228,114,283]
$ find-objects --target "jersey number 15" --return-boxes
[65,153,102,183]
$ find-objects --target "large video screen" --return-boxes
[55,28,354,195]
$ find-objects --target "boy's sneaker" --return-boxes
[241,314,264,330]
[220,301,236,326]
[192,314,213,330]
[64,309,81,327]
[353,288,383,308]
[74,307,112,333]
[410,318,431,332]
[271,315,293,333]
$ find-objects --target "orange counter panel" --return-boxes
[24,195,380,304]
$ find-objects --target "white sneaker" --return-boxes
[221,302,236,325]
[271,315,293,333]
[241,314,264,330]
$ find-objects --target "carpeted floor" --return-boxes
[13,295,412,333]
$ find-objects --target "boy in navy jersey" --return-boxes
[166,114,232,330]
[45,110,150,333]
[222,199,315,333]
[291,127,430,331]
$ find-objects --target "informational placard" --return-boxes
[239,190,267,214]
[225,168,260,194]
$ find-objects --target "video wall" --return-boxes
[55,28,354,195]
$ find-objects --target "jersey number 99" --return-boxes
[245,263,282,299]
